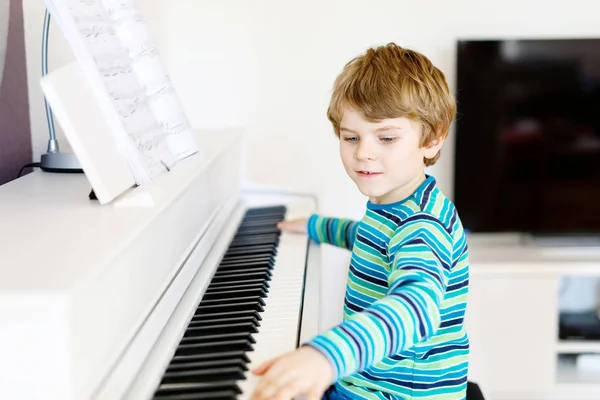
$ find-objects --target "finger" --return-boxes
[252,357,278,375]
[272,382,301,400]
[306,387,325,400]
[252,365,287,400]
[253,379,280,400]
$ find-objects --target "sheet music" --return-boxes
[102,0,198,160]
[44,0,198,184]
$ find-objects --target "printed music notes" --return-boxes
[43,0,198,185]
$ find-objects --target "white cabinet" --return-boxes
[465,240,600,400]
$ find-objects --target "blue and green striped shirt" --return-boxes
[305,175,470,399]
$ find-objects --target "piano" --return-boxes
[0,128,322,400]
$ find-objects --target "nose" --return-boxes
[354,141,377,161]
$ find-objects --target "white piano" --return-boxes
[0,129,322,400]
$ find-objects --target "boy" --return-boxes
[251,43,470,400]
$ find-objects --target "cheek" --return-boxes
[339,143,353,166]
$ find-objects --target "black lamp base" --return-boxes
[40,152,83,173]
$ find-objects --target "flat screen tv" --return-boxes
[454,38,600,235]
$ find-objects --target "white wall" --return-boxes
[22,0,600,327]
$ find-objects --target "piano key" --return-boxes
[195,301,264,313]
[204,282,269,293]
[191,309,262,321]
[199,296,266,308]
[213,267,272,277]
[179,332,256,345]
[227,239,279,248]
[167,356,247,369]
[154,381,241,399]
[209,271,271,284]
[183,322,259,336]
[201,288,267,300]
[232,228,280,237]
[220,254,274,263]
[213,263,272,272]
[205,278,270,289]
[223,246,277,256]
[155,389,239,400]
[170,350,250,364]
[162,366,247,384]
[175,339,254,355]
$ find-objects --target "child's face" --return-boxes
[339,108,443,204]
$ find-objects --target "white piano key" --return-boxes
[238,230,309,399]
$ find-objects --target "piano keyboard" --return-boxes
[152,205,308,400]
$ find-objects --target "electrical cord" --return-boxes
[17,162,41,178]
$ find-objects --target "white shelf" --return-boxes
[557,355,600,385]
[557,340,600,354]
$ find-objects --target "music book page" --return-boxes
[44,0,198,184]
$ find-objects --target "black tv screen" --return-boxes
[454,38,600,234]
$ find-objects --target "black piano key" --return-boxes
[228,238,279,247]
[230,238,279,247]
[244,207,285,215]
[230,234,278,242]
[224,246,276,256]
[241,213,282,219]
[154,381,241,398]
[162,366,246,384]
[244,204,286,212]
[170,350,250,364]
[180,332,255,345]
[166,358,247,372]
[186,316,260,329]
[155,389,238,400]
[213,267,272,277]
[209,271,271,284]
[220,254,274,263]
[181,330,256,341]
[202,288,267,300]
[233,228,280,236]
[183,322,259,336]
[204,281,269,293]
[205,278,270,289]
[214,264,272,273]
[219,260,274,269]
[242,208,283,215]
[195,301,264,313]
[191,309,262,321]
[199,296,266,308]
[175,338,254,355]
[216,260,272,269]
[200,295,266,306]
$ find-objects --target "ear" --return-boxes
[423,133,446,159]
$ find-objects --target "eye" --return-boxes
[380,137,397,143]
[343,136,358,143]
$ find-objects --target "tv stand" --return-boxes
[529,234,600,248]
[467,240,600,400]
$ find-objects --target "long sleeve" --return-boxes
[307,214,359,250]
[304,214,452,381]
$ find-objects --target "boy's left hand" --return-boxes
[251,346,333,400]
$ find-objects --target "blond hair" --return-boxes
[327,43,456,166]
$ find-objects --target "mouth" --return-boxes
[356,171,382,177]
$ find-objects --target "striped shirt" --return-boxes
[305,175,470,399]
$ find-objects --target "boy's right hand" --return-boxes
[277,217,308,234]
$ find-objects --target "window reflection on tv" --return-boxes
[454,38,600,234]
